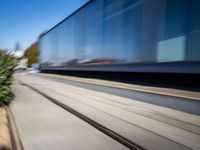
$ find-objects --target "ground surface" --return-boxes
[11,80,127,150]
[0,107,11,150]
[32,73,200,115]
[10,73,200,150]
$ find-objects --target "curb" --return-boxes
[6,106,24,150]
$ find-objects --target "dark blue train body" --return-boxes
[39,0,200,73]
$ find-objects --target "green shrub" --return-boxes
[0,51,16,106]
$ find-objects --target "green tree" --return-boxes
[24,42,39,66]
[0,50,16,105]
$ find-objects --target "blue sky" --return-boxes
[0,0,88,51]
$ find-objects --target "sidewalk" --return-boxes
[14,73,200,150]
[10,81,127,150]
[37,73,200,101]
[32,73,200,115]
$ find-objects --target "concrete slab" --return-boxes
[15,74,200,150]
[32,73,200,115]
[10,81,127,150]
[37,73,200,101]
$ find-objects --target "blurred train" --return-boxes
[39,0,200,74]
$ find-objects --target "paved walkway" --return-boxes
[13,73,200,150]
[36,73,200,101]
[33,73,200,115]
[11,81,127,150]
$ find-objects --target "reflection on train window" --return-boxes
[40,0,200,66]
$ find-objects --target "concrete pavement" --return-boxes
[13,73,200,150]
[32,73,200,115]
[34,73,200,101]
[10,81,128,150]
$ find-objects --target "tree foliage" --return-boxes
[24,42,39,66]
[0,50,16,106]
